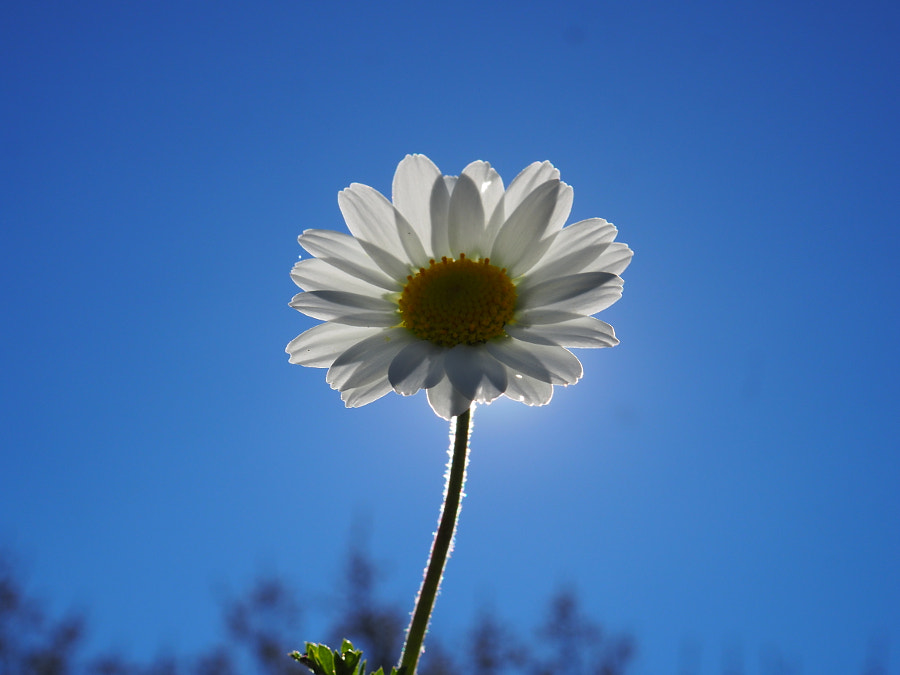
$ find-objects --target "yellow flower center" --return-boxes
[398,254,517,348]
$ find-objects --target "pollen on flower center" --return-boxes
[398,253,517,348]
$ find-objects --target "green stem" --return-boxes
[398,407,473,675]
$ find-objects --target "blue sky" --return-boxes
[1,1,898,673]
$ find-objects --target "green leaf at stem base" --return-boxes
[290,639,406,675]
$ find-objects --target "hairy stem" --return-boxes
[398,407,473,675]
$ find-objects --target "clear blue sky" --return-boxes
[2,1,898,673]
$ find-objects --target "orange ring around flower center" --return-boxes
[398,254,517,348]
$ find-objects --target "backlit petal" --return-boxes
[506,316,618,348]
[447,173,485,257]
[286,323,380,367]
[503,161,560,214]
[444,344,507,402]
[342,376,394,407]
[461,161,504,253]
[524,218,619,285]
[502,369,554,406]
[393,154,443,258]
[547,182,574,234]
[426,375,473,420]
[485,340,583,385]
[291,259,389,297]
[429,176,455,259]
[516,272,623,315]
[355,239,416,282]
[581,241,634,276]
[289,290,398,326]
[462,161,504,221]
[298,229,400,291]
[326,329,415,389]
[339,184,428,272]
[339,184,407,260]
[388,340,446,395]
[490,180,560,276]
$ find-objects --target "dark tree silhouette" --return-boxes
[0,547,638,675]
[223,577,301,675]
[415,641,457,675]
[0,555,84,675]
[2,544,890,675]
[326,543,405,674]
[530,589,633,675]
[463,607,527,675]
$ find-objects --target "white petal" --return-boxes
[443,176,458,193]
[286,323,380,367]
[502,369,554,406]
[547,182,574,234]
[339,183,426,265]
[485,339,583,385]
[289,290,399,326]
[490,180,561,277]
[447,173,485,257]
[326,329,415,389]
[426,375,473,420]
[444,344,508,403]
[503,161,560,215]
[513,309,586,325]
[506,316,618,348]
[581,242,634,276]
[429,176,455,260]
[516,272,624,315]
[480,194,508,255]
[355,239,415,283]
[337,184,398,253]
[291,259,388,297]
[462,161,504,254]
[342,376,394,407]
[487,163,569,266]
[392,154,443,258]
[299,230,401,291]
[524,218,619,285]
[395,219,429,268]
[462,161,504,219]
[387,340,446,395]
[342,349,404,389]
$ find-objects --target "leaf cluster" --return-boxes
[290,640,404,675]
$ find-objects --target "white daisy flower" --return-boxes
[287,155,632,420]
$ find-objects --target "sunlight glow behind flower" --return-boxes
[287,155,632,419]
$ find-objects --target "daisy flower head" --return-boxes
[287,155,632,420]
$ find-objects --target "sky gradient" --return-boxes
[2,1,898,674]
